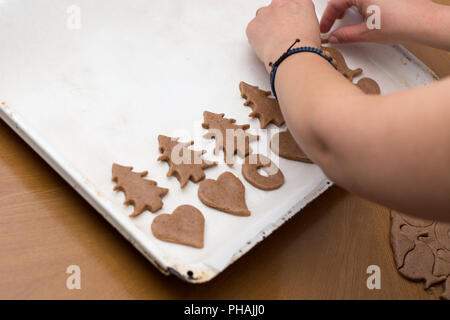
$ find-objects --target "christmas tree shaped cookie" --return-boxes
[239,81,285,129]
[157,135,217,188]
[202,111,259,165]
[112,163,168,217]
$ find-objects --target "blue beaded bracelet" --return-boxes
[269,39,337,102]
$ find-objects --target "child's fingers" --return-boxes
[328,23,374,44]
[320,0,354,33]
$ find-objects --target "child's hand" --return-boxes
[320,0,439,45]
[246,0,321,72]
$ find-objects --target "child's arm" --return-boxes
[247,0,450,220]
[276,53,450,221]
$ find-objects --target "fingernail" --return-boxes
[328,36,339,44]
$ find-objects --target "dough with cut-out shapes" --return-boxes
[390,211,450,300]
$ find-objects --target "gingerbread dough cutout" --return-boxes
[270,130,312,163]
[321,46,363,81]
[242,154,284,191]
[202,111,259,165]
[239,81,285,129]
[151,205,205,248]
[112,163,168,217]
[390,211,450,300]
[356,77,381,95]
[198,171,250,216]
[158,135,216,188]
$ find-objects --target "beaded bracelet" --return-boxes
[269,39,337,102]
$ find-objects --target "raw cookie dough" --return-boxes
[390,211,450,300]
[158,135,217,188]
[242,154,284,190]
[239,81,285,129]
[356,77,381,95]
[198,171,250,216]
[202,111,259,165]
[151,205,205,248]
[443,278,450,300]
[112,163,168,217]
[321,46,363,81]
[270,130,312,163]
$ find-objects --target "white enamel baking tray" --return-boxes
[0,0,437,282]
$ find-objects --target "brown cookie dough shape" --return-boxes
[321,46,362,81]
[443,278,450,300]
[390,212,416,268]
[198,171,250,216]
[270,130,312,163]
[151,205,205,248]
[202,111,259,165]
[434,222,450,251]
[242,154,284,191]
[390,211,450,299]
[239,81,285,129]
[400,241,446,288]
[112,163,168,217]
[356,77,381,95]
[400,214,434,228]
[422,222,450,279]
[157,135,217,188]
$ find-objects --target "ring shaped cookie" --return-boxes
[242,154,284,191]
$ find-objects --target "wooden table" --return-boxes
[1,21,450,301]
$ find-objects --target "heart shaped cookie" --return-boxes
[151,205,205,248]
[198,172,250,216]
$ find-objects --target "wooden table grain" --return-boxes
[1,14,450,300]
